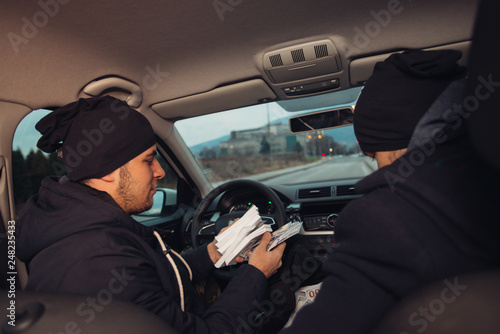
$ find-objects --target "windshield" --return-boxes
[174,87,377,186]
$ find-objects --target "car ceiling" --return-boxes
[1,0,479,113]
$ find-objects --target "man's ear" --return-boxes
[100,168,120,183]
[82,168,122,196]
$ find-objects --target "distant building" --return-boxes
[220,122,307,156]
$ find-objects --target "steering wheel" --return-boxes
[191,179,286,279]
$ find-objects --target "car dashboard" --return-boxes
[209,178,362,238]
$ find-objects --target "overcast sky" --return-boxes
[174,102,292,147]
[13,109,51,156]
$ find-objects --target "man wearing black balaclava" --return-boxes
[282,50,500,334]
[16,96,285,334]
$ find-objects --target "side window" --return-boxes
[12,109,55,215]
[12,109,179,224]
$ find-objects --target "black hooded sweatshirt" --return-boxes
[280,82,500,334]
[16,177,267,334]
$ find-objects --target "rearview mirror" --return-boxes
[289,106,354,133]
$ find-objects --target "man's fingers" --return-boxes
[219,226,229,234]
[256,234,286,254]
[274,242,286,253]
[256,232,272,249]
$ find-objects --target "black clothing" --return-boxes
[17,177,267,334]
[466,0,500,173]
[36,96,156,181]
[408,79,467,150]
[281,132,500,333]
[354,49,465,153]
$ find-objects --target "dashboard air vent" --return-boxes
[269,54,283,67]
[336,185,356,196]
[298,187,331,199]
[314,44,329,58]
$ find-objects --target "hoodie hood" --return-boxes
[16,176,155,262]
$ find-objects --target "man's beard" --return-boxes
[117,165,153,215]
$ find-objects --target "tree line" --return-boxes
[12,149,61,207]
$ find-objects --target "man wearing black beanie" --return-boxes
[16,96,285,334]
[354,49,466,168]
[281,49,500,333]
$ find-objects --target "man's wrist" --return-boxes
[207,241,221,264]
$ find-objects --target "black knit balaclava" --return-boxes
[36,96,156,181]
[354,49,466,153]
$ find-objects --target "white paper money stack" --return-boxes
[214,205,272,268]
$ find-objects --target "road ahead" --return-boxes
[262,156,377,184]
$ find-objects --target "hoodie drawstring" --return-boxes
[153,231,193,312]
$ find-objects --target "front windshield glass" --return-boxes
[174,87,377,186]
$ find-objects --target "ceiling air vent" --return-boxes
[336,185,356,196]
[291,48,306,63]
[269,54,283,67]
[298,187,332,199]
[314,44,329,58]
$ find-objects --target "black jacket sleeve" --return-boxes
[181,244,216,283]
[57,232,268,334]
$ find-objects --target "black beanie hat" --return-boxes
[353,49,466,153]
[36,96,156,181]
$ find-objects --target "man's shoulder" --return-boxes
[62,226,153,252]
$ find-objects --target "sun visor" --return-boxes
[151,79,276,119]
[349,41,471,85]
